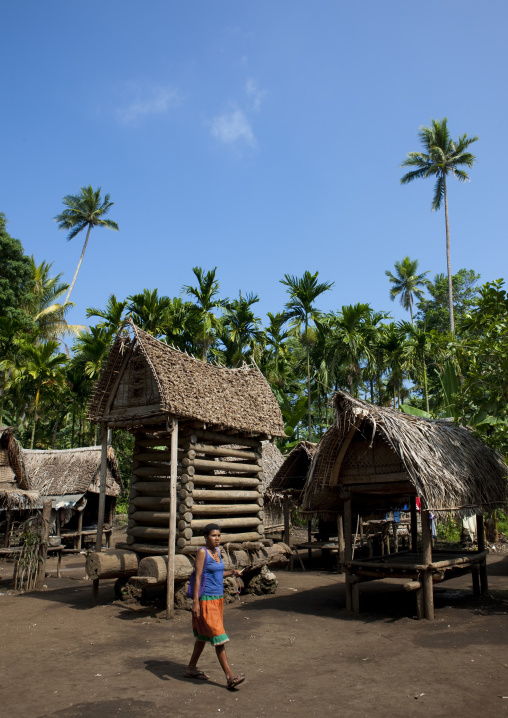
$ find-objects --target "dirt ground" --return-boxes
[1,546,507,718]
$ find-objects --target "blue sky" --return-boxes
[2,1,507,331]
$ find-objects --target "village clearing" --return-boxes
[0,548,507,718]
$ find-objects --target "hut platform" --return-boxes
[345,548,488,619]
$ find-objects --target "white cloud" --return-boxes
[245,78,266,111]
[116,83,179,125]
[210,108,256,148]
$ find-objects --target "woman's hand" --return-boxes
[192,600,201,619]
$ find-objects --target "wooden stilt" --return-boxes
[283,495,290,546]
[4,510,12,547]
[337,514,345,574]
[415,588,424,619]
[344,498,353,610]
[472,565,480,596]
[36,499,52,589]
[476,514,488,595]
[166,418,178,619]
[93,423,108,604]
[77,510,83,551]
[307,519,312,567]
[410,496,418,552]
[420,504,434,620]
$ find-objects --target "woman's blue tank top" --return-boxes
[202,548,224,596]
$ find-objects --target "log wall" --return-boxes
[126,425,265,552]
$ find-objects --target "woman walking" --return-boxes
[185,523,245,689]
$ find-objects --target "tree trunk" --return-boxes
[423,357,429,414]
[443,173,455,335]
[306,312,312,439]
[64,224,92,304]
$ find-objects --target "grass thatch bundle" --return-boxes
[302,392,508,518]
[22,445,122,497]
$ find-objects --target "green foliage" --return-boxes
[0,213,33,325]
[416,269,480,333]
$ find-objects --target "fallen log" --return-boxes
[137,542,291,584]
[86,550,140,580]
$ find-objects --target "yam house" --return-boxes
[22,446,122,549]
[87,321,286,559]
[301,392,508,619]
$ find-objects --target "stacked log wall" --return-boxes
[126,426,265,553]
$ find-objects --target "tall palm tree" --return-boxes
[281,271,334,438]
[54,186,119,304]
[385,257,429,324]
[127,289,172,337]
[183,267,226,360]
[401,119,478,334]
[219,292,265,367]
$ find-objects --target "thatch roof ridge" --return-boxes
[88,322,286,437]
[22,445,121,497]
[302,391,508,517]
[0,426,28,489]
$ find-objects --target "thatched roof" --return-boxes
[88,321,285,438]
[259,441,285,492]
[0,427,28,490]
[0,488,40,511]
[302,392,508,518]
[268,441,317,492]
[22,446,122,498]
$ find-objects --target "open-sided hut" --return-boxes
[88,321,286,558]
[0,427,38,546]
[265,441,317,539]
[302,392,508,619]
[22,446,122,549]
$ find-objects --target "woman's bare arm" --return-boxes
[192,548,206,618]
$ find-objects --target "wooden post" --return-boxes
[3,510,12,547]
[77,509,83,550]
[166,417,178,619]
[337,514,345,574]
[420,503,434,620]
[283,495,290,546]
[410,496,418,552]
[307,519,312,567]
[344,498,353,610]
[472,565,480,596]
[476,513,488,595]
[93,422,108,602]
[36,499,52,589]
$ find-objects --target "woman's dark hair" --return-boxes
[203,523,221,537]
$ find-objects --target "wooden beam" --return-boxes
[410,495,418,552]
[420,501,434,620]
[166,418,178,620]
[476,513,488,595]
[337,514,345,574]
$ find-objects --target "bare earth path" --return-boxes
[1,553,507,718]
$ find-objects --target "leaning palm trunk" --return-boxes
[64,224,92,304]
[443,175,455,335]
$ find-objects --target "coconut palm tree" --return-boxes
[54,186,119,304]
[281,271,334,437]
[401,119,478,334]
[385,257,428,324]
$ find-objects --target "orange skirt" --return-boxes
[192,595,229,646]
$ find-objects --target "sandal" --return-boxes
[227,676,245,689]
[185,670,210,680]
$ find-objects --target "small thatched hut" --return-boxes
[0,427,38,546]
[22,446,122,549]
[264,441,318,538]
[302,392,508,619]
